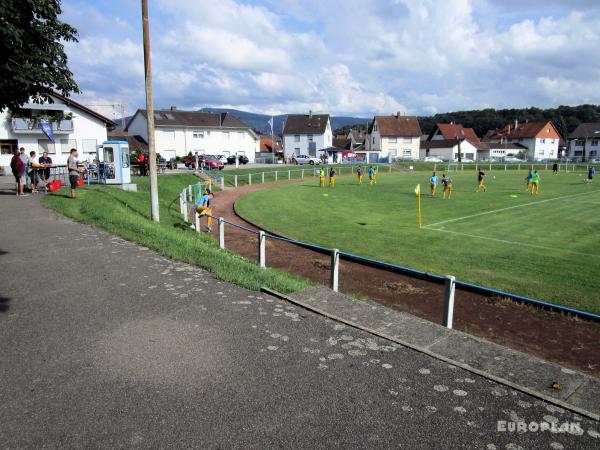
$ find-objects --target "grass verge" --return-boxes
[43,174,312,294]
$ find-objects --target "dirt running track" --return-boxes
[209,180,600,378]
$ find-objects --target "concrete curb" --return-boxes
[261,286,600,421]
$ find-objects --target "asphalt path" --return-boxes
[0,189,598,449]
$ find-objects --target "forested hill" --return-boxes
[417,105,600,138]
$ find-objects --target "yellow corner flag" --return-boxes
[415,184,422,228]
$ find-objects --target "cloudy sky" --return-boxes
[61,0,600,118]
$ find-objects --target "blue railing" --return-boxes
[179,183,600,323]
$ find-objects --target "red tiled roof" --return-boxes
[374,114,421,137]
[259,137,282,152]
[487,121,559,139]
[430,123,484,148]
[333,138,351,150]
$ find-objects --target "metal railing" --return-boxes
[178,182,600,325]
[11,118,74,132]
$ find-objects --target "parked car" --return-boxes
[292,155,321,165]
[457,158,474,163]
[183,154,205,169]
[422,156,443,162]
[503,156,524,162]
[216,155,228,164]
[226,154,249,165]
[203,155,224,170]
[589,158,600,164]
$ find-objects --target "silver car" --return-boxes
[293,155,321,165]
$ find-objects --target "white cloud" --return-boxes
[61,0,600,117]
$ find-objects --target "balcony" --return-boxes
[11,118,73,134]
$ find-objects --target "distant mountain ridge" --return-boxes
[199,108,370,134]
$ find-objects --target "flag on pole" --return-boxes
[267,116,274,133]
[414,183,420,196]
[39,120,55,143]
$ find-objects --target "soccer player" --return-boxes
[319,167,325,188]
[530,170,541,195]
[368,165,375,185]
[476,169,486,192]
[357,166,363,184]
[588,166,596,184]
[192,188,214,232]
[525,169,533,191]
[430,171,438,197]
[442,174,453,199]
[329,166,336,188]
[552,162,558,175]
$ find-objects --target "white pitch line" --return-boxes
[424,227,600,259]
[424,189,600,228]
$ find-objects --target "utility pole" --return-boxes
[142,0,159,222]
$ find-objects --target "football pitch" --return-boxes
[235,169,600,314]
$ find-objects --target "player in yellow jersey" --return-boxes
[329,166,336,188]
[442,174,453,199]
[530,170,540,195]
[357,166,363,184]
[476,169,486,192]
[319,167,325,188]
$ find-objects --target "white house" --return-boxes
[420,138,479,161]
[282,113,332,159]
[568,123,600,161]
[125,108,259,162]
[364,113,421,162]
[0,92,116,168]
[484,121,560,161]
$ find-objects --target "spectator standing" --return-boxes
[10,149,26,196]
[67,148,85,199]
[39,151,53,182]
[138,153,147,176]
[19,147,30,191]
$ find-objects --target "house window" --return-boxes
[539,139,546,144]
[388,137,397,143]
[388,149,397,156]
[591,139,599,146]
[402,149,411,157]
[294,147,300,154]
[374,124,378,131]
[403,137,412,144]
[550,139,555,144]
[539,150,545,156]
[307,134,313,142]
[294,135,300,142]
[193,130,204,139]
[82,139,97,153]
[60,139,77,154]
[38,139,56,154]
[590,150,597,156]
[372,137,375,144]
[575,139,585,146]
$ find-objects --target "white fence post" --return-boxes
[183,194,189,222]
[220,177,225,190]
[504,164,507,171]
[330,248,339,292]
[301,169,304,180]
[249,173,252,185]
[259,231,266,268]
[275,171,278,182]
[195,210,200,233]
[518,163,520,171]
[389,163,392,173]
[434,163,437,171]
[218,217,225,249]
[187,185,192,201]
[443,275,456,329]
[262,172,265,184]
[234,175,238,188]
[489,163,492,171]
[288,169,291,180]
[179,192,184,214]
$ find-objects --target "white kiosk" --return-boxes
[97,140,134,189]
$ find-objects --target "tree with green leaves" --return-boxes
[0,0,80,112]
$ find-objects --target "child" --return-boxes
[588,166,596,184]
[430,171,438,197]
[530,170,540,195]
[357,166,363,184]
[192,188,214,232]
[526,169,532,191]
[476,169,486,192]
[329,167,336,188]
[368,166,375,185]
[442,174,453,199]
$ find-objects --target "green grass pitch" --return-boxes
[235,169,600,314]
